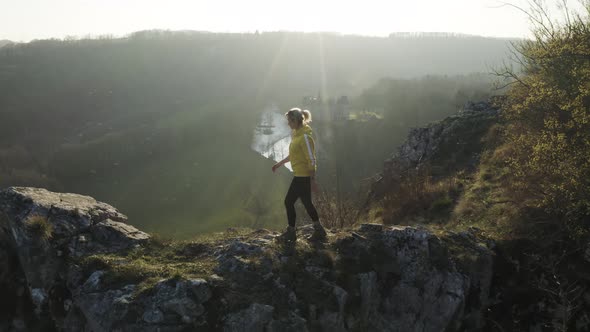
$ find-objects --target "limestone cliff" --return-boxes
[368,99,501,204]
[0,187,493,331]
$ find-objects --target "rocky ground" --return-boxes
[0,187,494,331]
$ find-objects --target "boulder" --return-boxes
[0,187,495,332]
[223,303,274,332]
[0,187,151,331]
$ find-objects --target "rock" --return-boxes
[0,187,127,236]
[332,224,494,331]
[223,239,264,256]
[223,303,274,332]
[332,285,348,319]
[358,272,378,323]
[318,311,346,332]
[67,218,150,258]
[0,221,31,320]
[142,308,164,324]
[215,255,252,275]
[75,277,211,331]
[368,99,500,203]
[76,284,136,331]
[376,227,470,331]
[62,307,87,332]
[0,187,496,332]
[12,318,26,330]
[0,187,151,330]
[160,297,202,322]
[150,279,208,324]
[189,278,212,303]
[358,223,383,233]
[0,187,149,286]
[267,311,308,332]
[29,288,47,315]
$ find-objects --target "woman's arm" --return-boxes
[302,134,317,178]
[272,155,290,172]
[279,156,290,165]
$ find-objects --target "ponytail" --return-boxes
[302,109,312,124]
[286,107,312,126]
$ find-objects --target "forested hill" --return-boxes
[0,31,514,159]
[0,30,514,110]
[0,31,510,237]
[0,40,11,48]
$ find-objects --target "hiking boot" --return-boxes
[308,222,327,242]
[277,226,296,243]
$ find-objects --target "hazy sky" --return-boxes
[1,0,587,41]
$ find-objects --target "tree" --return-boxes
[497,0,590,237]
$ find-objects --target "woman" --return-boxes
[272,108,327,242]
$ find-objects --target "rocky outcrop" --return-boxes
[368,98,501,202]
[0,187,151,331]
[211,224,494,332]
[0,223,35,332]
[0,187,494,331]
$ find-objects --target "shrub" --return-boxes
[430,196,453,213]
[381,169,461,224]
[497,3,590,239]
[314,189,362,229]
[24,215,53,241]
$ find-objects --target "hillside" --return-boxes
[361,91,590,330]
[0,32,505,237]
[1,92,588,330]
[360,8,590,326]
[0,91,587,330]
[364,99,502,225]
[0,6,588,330]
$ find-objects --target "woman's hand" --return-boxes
[272,156,289,173]
[311,178,319,193]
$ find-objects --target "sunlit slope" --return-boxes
[50,108,292,238]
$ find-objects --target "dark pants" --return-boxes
[284,176,319,227]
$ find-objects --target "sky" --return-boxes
[1,0,587,41]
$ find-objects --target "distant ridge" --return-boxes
[387,31,520,40]
[0,40,12,48]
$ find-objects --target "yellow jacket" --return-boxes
[289,124,317,177]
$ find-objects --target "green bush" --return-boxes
[499,4,590,239]
[430,196,453,214]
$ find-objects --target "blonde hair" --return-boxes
[285,108,312,126]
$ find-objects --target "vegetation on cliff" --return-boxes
[366,3,590,330]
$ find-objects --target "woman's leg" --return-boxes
[284,177,300,227]
[299,177,319,222]
[298,177,326,241]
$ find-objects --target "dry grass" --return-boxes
[381,169,462,225]
[24,215,53,241]
[77,229,262,296]
[314,190,363,229]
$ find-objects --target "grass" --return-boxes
[76,227,287,298]
[447,140,523,240]
[364,118,534,244]
[380,172,464,225]
[366,108,500,228]
[24,215,53,241]
[76,229,260,296]
[429,195,454,213]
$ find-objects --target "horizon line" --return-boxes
[1,29,527,43]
